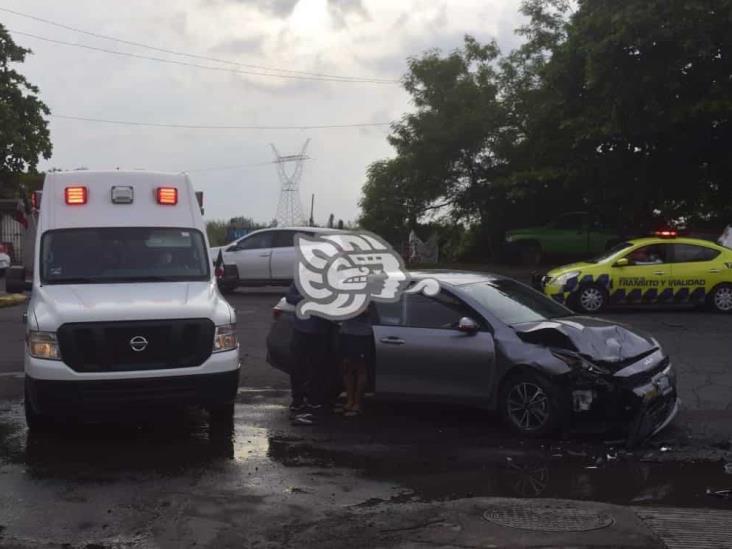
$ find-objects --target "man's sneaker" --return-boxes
[291,413,316,426]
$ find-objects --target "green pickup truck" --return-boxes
[505,211,622,266]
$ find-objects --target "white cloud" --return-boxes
[4,0,524,225]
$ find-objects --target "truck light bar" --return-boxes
[65,186,88,205]
[156,187,178,205]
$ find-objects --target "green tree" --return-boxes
[0,25,52,197]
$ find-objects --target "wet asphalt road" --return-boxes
[0,287,731,546]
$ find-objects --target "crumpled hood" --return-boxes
[512,316,658,364]
[31,281,233,331]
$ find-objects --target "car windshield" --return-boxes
[586,241,633,263]
[460,279,572,326]
[41,227,210,284]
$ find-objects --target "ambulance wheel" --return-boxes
[208,402,235,425]
[24,382,53,432]
[708,284,732,313]
[574,284,607,314]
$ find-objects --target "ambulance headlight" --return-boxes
[213,324,238,353]
[554,271,580,286]
[27,331,61,360]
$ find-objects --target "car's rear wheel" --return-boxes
[708,283,732,313]
[574,284,607,314]
[499,372,560,437]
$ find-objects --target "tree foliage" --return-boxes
[360,0,732,253]
[0,25,52,197]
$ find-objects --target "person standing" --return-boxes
[337,308,373,417]
[285,282,332,425]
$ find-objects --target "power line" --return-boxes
[1,7,398,84]
[49,113,392,130]
[10,29,395,84]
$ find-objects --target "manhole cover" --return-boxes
[483,501,615,532]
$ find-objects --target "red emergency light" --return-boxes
[654,229,678,238]
[65,186,88,205]
[156,187,178,205]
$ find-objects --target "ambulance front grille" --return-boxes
[57,318,215,372]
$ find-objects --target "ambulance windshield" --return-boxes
[40,227,210,284]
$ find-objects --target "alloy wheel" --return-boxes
[714,287,732,312]
[507,382,549,432]
[579,287,604,312]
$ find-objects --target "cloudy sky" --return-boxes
[3,0,524,225]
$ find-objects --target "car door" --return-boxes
[270,230,311,282]
[543,213,588,255]
[611,243,672,304]
[668,243,722,303]
[372,291,495,400]
[222,231,273,281]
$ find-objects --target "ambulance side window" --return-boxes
[670,244,720,263]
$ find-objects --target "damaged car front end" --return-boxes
[510,318,679,444]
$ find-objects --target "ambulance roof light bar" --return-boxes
[156,187,178,205]
[654,228,678,238]
[64,186,88,205]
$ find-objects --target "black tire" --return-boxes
[207,402,235,425]
[707,283,732,313]
[519,242,542,267]
[24,382,53,432]
[218,281,237,295]
[573,283,608,314]
[499,371,562,437]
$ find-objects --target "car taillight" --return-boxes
[65,186,88,205]
[272,308,283,320]
[156,187,178,205]
[215,266,224,279]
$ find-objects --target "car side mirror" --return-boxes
[457,317,479,334]
[613,258,631,268]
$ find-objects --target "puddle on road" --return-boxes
[0,399,730,510]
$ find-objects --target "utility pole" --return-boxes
[309,194,315,227]
[271,139,310,227]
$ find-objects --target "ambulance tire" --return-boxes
[708,283,732,314]
[573,283,608,314]
[24,382,53,432]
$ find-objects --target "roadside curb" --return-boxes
[0,294,27,309]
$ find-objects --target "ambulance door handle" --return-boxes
[708,268,721,273]
[380,337,405,345]
[653,271,665,276]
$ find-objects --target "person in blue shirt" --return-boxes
[285,283,333,425]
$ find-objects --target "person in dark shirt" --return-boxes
[285,282,332,425]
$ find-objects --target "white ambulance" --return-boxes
[23,170,240,430]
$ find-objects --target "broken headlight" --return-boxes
[551,351,609,375]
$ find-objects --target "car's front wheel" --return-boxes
[574,284,607,314]
[708,283,732,313]
[499,372,561,437]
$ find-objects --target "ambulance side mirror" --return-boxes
[613,258,631,268]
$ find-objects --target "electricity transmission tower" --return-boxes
[271,140,310,227]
